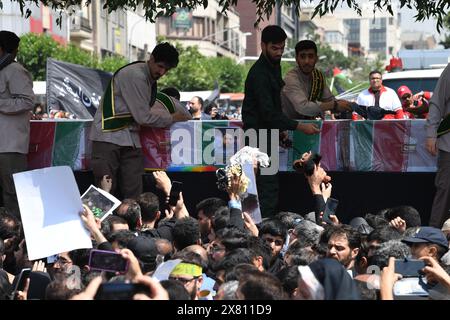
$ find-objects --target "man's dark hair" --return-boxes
[275,265,300,298]
[261,25,287,44]
[367,240,410,269]
[0,30,20,53]
[107,230,136,248]
[193,96,204,109]
[384,205,421,228]
[101,215,128,238]
[224,263,259,282]
[369,70,382,78]
[211,206,230,232]
[247,236,272,271]
[367,225,403,243]
[172,217,200,251]
[172,250,205,270]
[137,192,160,223]
[45,280,80,300]
[276,211,303,230]
[160,279,191,300]
[285,241,318,266]
[0,209,21,240]
[238,270,287,300]
[160,87,181,101]
[114,199,141,231]
[295,40,318,55]
[0,238,4,269]
[0,270,12,299]
[152,42,179,68]
[195,197,226,218]
[217,227,250,251]
[329,225,361,250]
[294,220,322,248]
[354,279,378,300]
[213,248,253,273]
[365,211,389,229]
[259,219,288,242]
[67,248,91,268]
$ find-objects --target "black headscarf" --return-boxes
[0,30,19,71]
[308,258,361,300]
[0,30,20,53]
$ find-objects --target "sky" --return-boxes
[400,6,445,44]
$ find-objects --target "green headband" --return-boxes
[170,262,202,277]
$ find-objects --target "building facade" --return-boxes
[156,1,247,60]
[336,1,402,61]
[0,0,68,43]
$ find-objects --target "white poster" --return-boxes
[13,166,92,260]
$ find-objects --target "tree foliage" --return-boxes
[158,42,245,92]
[16,33,128,80]
[439,12,450,48]
[3,0,448,30]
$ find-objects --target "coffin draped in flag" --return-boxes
[28,120,91,170]
[46,58,112,119]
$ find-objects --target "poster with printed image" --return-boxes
[81,185,121,221]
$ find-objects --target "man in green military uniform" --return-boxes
[242,25,320,218]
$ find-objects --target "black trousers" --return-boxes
[91,141,144,199]
[0,153,28,219]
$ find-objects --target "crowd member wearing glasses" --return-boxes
[169,251,204,300]
[354,70,403,120]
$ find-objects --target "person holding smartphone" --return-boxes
[300,152,336,224]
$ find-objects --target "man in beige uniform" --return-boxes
[90,42,190,199]
[0,31,34,218]
[281,40,351,119]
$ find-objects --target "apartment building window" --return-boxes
[100,0,106,18]
[118,11,125,27]
[193,17,205,38]
[389,17,394,25]
[325,31,343,44]
[369,18,386,52]
[206,18,211,38]
[111,12,118,25]
[370,18,386,30]
[344,19,360,43]
[281,5,294,20]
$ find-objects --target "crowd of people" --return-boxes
[1,24,450,301]
[0,166,449,300]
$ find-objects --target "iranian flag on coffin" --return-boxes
[288,120,349,172]
[349,120,408,171]
[349,120,436,172]
[28,120,88,170]
[405,120,437,172]
[141,121,224,172]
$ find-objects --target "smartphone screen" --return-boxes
[323,197,339,224]
[168,181,183,206]
[395,259,426,277]
[11,268,31,300]
[89,249,129,273]
[94,283,149,300]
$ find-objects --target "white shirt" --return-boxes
[356,86,402,112]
